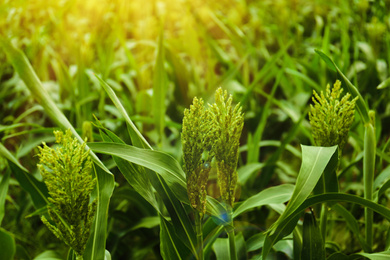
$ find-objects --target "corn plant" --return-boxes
[1,1,390,259]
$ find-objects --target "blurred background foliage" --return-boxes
[1,0,390,259]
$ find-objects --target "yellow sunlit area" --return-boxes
[1,0,390,259]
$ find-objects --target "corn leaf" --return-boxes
[262,145,338,259]
[88,142,188,202]
[233,184,294,218]
[153,30,168,146]
[264,193,390,260]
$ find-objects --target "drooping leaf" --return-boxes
[88,142,187,201]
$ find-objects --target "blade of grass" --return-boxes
[95,75,152,149]
[153,29,168,147]
[0,170,10,225]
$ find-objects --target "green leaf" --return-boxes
[0,170,10,225]
[263,145,338,259]
[0,228,15,260]
[332,203,370,252]
[213,237,229,260]
[315,49,370,124]
[131,216,160,231]
[237,163,264,186]
[233,184,294,218]
[153,30,168,146]
[153,176,197,253]
[377,77,390,89]
[84,164,115,260]
[301,212,325,260]
[9,162,49,209]
[160,216,192,260]
[95,123,158,211]
[88,142,188,202]
[0,142,28,172]
[33,250,63,260]
[354,251,390,260]
[265,193,390,260]
[95,76,151,149]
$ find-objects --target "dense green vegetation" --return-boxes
[1,0,390,259]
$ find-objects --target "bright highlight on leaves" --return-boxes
[37,129,97,259]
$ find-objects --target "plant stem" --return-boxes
[195,212,204,260]
[227,225,237,260]
[364,120,376,252]
[320,201,328,244]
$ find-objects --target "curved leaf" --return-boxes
[88,142,188,202]
[264,193,390,260]
[233,184,294,218]
[263,145,337,259]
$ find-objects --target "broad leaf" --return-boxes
[262,145,338,259]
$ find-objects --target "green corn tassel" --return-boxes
[209,88,244,207]
[37,129,97,259]
[309,80,357,152]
